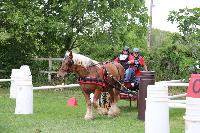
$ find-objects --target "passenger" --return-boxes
[128,48,148,86]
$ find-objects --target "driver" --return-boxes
[114,46,134,82]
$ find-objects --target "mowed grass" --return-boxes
[0,88,184,133]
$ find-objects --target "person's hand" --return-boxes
[127,61,131,64]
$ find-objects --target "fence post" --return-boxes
[10,69,20,99]
[48,57,52,81]
[15,65,33,114]
[145,84,169,133]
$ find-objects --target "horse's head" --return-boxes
[57,51,74,77]
[57,51,99,77]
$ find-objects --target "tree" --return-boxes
[78,0,149,60]
[151,29,174,47]
[0,0,148,78]
[168,7,200,45]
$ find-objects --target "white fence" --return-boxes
[0,65,80,114]
[145,81,200,133]
[1,65,200,133]
[0,79,12,82]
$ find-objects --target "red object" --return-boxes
[186,74,200,98]
[67,97,77,107]
[124,81,132,89]
[133,56,145,76]
[78,80,106,87]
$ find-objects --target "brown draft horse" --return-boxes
[57,51,125,120]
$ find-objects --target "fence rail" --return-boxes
[0,79,12,82]
[33,84,79,90]
[34,57,63,81]
[34,58,63,61]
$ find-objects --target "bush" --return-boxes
[145,44,200,81]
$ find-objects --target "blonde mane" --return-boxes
[65,52,99,67]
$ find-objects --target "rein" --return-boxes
[102,62,137,95]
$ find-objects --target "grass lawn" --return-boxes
[0,87,184,133]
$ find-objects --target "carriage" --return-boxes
[98,75,139,110]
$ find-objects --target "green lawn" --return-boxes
[0,88,184,133]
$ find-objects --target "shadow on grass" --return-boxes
[120,106,137,112]
[119,100,138,113]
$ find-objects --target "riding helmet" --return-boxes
[123,46,129,51]
[133,48,140,53]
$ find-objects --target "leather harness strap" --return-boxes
[77,62,122,90]
[112,62,123,83]
[77,64,106,86]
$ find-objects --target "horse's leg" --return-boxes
[108,88,120,117]
[82,89,94,120]
[93,88,108,115]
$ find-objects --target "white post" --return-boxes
[10,69,20,99]
[15,65,33,114]
[48,57,52,81]
[145,85,169,133]
[184,97,200,133]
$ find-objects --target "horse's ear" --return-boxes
[65,50,69,55]
[69,51,73,59]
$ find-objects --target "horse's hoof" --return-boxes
[84,115,94,120]
[107,112,119,117]
[107,114,113,117]
[108,106,120,117]
[98,108,108,115]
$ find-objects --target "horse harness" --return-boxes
[77,62,123,90]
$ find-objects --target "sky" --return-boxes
[145,0,200,32]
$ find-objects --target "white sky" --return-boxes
[145,0,200,32]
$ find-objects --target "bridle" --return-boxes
[62,55,74,73]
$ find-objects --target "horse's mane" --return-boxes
[65,52,99,67]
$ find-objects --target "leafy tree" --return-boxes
[168,7,200,45]
[1,0,148,56]
[151,29,174,47]
[146,44,200,80]
[0,0,38,77]
[0,0,148,81]
[78,0,149,61]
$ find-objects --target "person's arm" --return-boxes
[140,57,148,71]
[114,56,119,62]
[143,62,148,71]
[127,55,134,64]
